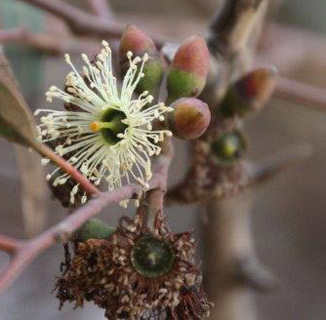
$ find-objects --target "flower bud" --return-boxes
[167,98,211,140]
[219,66,277,118]
[211,130,248,166]
[119,24,164,95]
[166,35,210,104]
[75,218,115,241]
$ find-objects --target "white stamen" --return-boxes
[36,41,173,206]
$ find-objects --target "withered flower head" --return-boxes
[55,209,212,319]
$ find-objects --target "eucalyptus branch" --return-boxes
[19,0,169,46]
[0,152,171,294]
[0,28,102,55]
[87,0,113,20]
[208,0,267,56]
[30,142,101,196]
[275,76,326,112]
[20,0,121,38]
[142,141,173,231]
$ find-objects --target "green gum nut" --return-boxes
[167,97,211,140]
[166,35,210,105]
[131,235,175,278]
[211,130,248,166]
[119,24,164,96]
[219,66,277,118]
[75,219,115,241]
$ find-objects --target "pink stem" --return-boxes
[275,76,326,112]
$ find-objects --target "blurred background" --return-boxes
[0,0,325,319]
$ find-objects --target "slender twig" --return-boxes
[31,142,101,196]
[20,0,122,37]
[87,0,113,20]
[274,76,326,112]
[19,0,169,46]
[0,154,170,294]
[143,141,173,231]
[0,235,22,254]
[0,28,102,55]
[247,144,313,186]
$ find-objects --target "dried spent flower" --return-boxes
[55,209,212,319]
[35,41,173,205]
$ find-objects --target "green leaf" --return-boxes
[0,1,47,238]
[0,52,37,146]
[75,219,115,241]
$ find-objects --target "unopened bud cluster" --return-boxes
[119,27,212,142]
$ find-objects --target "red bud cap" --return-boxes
[119,24,156,57]
[166,36,210,104]
[172,35,210,78]
[167,98,211,140]
[119,25,164,95]
[220,66,278,118]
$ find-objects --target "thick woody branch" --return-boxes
[202,191,258,320]
[201,145,310,318]
[0,154,171,294]
[274,76,326,112]
[19,0,169,47]
[208,0,267,56]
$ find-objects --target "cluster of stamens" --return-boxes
[35,41,173,205]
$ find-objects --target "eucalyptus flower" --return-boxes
[35,41,172,205]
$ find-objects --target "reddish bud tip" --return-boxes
[220,66,278,118]
[119,25,163,95]
[119,24,156,57]
[168,98,211,140]
[172,35,210,78]
[235,67,277,106]
[166,36,210,104]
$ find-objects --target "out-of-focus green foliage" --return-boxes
[0,0,44,98]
